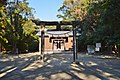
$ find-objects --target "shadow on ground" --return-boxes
[0,52,120,80]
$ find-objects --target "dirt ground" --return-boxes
[0,52,120,80]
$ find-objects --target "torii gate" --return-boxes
[32,20,80,62]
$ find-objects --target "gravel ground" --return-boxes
[0,52,120,80]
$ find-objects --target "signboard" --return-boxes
[95,48,100,51]
[96,43,101,48]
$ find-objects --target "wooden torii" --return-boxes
[32,20,80,62]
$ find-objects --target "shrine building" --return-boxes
[37,29,76,52]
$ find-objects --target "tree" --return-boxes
[100,0,120,55]
[0,0,38,53]
[58,0,120,56]
[57,0,88,21]
[0,0,8,51]
[58,0,98,45]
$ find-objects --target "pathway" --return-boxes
[0,52,120,80]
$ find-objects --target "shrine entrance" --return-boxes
[32,20,80,62]
[53,39,64,51]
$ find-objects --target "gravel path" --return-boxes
[0,52,120,80]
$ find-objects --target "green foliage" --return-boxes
[28,40,39,52]
[58,0,120,53]
[23,21,37,35]
[0,0,8,49]
[0,0,38,53]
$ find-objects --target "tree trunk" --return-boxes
[12,41,17,54]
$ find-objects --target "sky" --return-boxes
[28,0,64,21]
